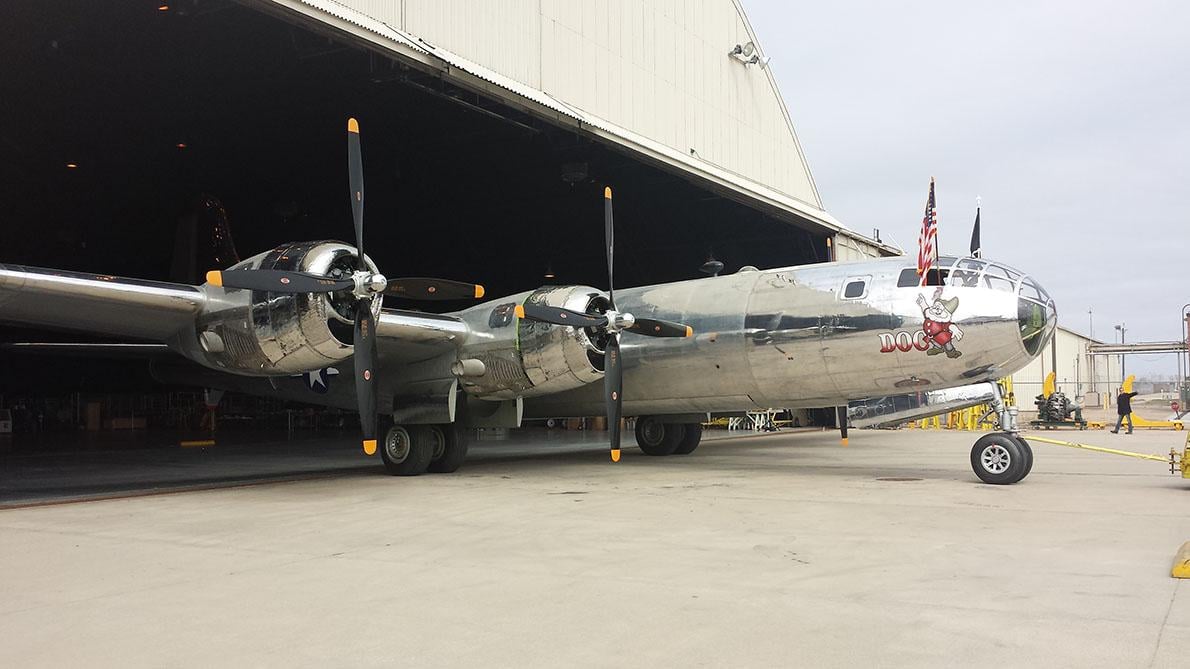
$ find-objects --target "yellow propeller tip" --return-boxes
[205,270,223,287]
[474,285,485,299]
[604,186,612,199]
[363,439,377,455]
[685,326,693,337]
[514,305,525,319]
[611,448,621,462]
[348,118,360,134]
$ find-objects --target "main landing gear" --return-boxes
[380,423,469,476]
[968,382,1033,485]
[634,416,703,456]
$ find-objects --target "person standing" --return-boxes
[1111,388,1139,434]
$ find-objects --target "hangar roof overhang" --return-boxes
[249,0,899,257]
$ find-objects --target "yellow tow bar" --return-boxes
[1025,433,1190,478]
[1025,433,1190,578]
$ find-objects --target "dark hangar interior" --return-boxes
[0,0,831,402]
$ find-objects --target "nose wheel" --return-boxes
[970,432,1033,484]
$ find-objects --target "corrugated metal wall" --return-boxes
[1010,328,1123,402]
[327,0,821,208]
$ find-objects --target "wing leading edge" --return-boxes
[0,263,469,365]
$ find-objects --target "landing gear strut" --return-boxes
[969,382,1033,485]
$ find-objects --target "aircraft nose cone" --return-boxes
[1016,274,1056,356]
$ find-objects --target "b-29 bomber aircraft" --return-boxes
[0,120,1057,484]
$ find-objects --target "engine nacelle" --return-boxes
[186,240,379,375]
[456,285,608,400]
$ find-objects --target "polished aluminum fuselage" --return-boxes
[1,249,1054,423]
[513,255,1053,418]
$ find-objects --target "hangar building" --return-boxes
[1,0,891,296]
[0,0,894,409]
[1009,327,1123,411]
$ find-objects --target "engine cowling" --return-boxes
[187,240,379,375]
[456,285,609,400]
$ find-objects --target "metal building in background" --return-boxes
[256,0,895,259]
[1010,327,1122,406]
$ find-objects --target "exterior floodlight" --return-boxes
[742,42,755,57]
[728,44,743,56]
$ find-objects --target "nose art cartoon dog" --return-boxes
[916,287,964,358]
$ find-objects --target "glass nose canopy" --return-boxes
[937,257,1057,355]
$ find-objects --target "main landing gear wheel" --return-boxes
[672,422,703,455]
[634,417,685,456]
[381,424,433,476]
[427,424,469,474]
[970,433,1030,485]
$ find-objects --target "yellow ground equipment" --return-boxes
[1119,376,1184,431]
[1027,429,1190,579]
[1026,431,1190,479]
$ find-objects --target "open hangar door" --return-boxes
[0,0,831,400]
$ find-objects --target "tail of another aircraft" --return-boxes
[170,195,240,284]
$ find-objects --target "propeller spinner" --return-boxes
[515,187,693,462]
[206,118,485,454]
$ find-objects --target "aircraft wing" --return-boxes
[0,264,206,341]
[0,264,468,364]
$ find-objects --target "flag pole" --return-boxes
[931,176,939,262]
[971,195,982,258]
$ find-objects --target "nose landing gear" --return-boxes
[969,381,1034,485]
[971,433,1034,484]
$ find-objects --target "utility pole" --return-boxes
[1115,323,1127,380]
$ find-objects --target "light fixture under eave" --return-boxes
[176,142,187,149]
[65,162,78,169]
[543,263,556,280]
[158,4,170,11]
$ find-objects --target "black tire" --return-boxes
[970,433,1027,485]
[380,424,433,476]
[634,417,684,456]
[672,422,703,455]
[427,424,469,474]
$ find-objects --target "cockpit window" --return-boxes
[897,268,920,287]
[1020,278,1049,303]
[1018,299,1050,355]
[921,268,948,286]
[898,267,949,287]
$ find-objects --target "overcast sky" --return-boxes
[744,1,1189,377]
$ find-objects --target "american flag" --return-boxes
[917,178,938,286]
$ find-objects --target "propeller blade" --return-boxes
[514,303,609,329]
[605,333,623,462]
[354,299,379,455]
[627,318,693,338]
[385,277,485,301]
[206,269,353,293]
[347,118,365,268]
[604,186,615,309]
